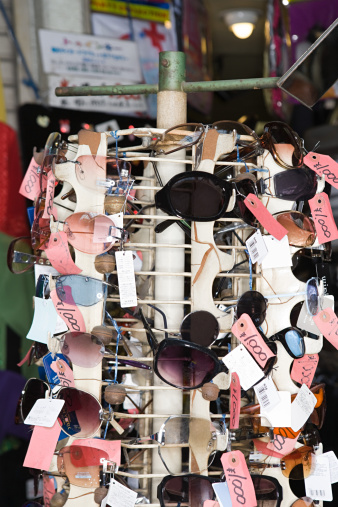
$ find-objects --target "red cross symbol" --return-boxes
[143,22,165,52]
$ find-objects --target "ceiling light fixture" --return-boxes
[221,9,260,40]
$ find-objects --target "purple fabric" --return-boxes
[0,371,30,442]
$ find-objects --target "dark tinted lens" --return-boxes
[251,476,279,506]
[156,342,217,389]
[22,379,49,420]
[237,291,267,326]
[234,179,257,226]
[273,168,317,201]
[55,275,106,307]
[180,311,219,347]
[161,475,215,506]
[284,329,305,358]
[61,332,104,368]
[266,123,302,167]
[169,175,228,220]
[57,387,101,438]
[306,278,319,316]
[292,252,317,283]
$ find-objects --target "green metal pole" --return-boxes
[158,51,186,91]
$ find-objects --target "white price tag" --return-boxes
[24,398,65,427]
[297,295,334,335]
[222,345,264,391]
[260,391,292,428]
[305,455,333,501]
[245,230,268,264]
[254,377,280,412]
[105,479,137,507]
[322,451,338,484]
[290,384,317,432]
[212,482,232,507]
[115,250,138,308]
[261,235,292,269]
[27,297,59,344]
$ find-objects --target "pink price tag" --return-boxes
[309,192,338,244]
[221,451,257,507]
[23,421,61,470]
[50,358,75,387]
[313,307,338,349]
[19,157,42,200]
[45,231,82,275]
[43,475,56,506]
[291,354,319,388]
[42,172,56,219]
[230,372,241,430]
[266,433,298,456]
[232,314,276,368]
[204,502,220,507]
[253,439,284,459]
[244,194,288,240]
[73,438,121,466]
[304,152,338,189]
[50,289,86,333]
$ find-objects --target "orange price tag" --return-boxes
[244,194,288,240]
[221,451,257,507]
[232,314,275,368]
[304,152,338,189]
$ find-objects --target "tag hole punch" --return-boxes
[321,311,329,321]
[318,199,322,204]
[312,155,317,160]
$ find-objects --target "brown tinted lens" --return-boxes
[291,497,315,507]
[264,123,303,168]
[276,212,315,247]
[282,446,314,480]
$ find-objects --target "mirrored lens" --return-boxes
[273,168,317,201]
[156,342,217,389]
[64,212,117,254]
[276,212,315,247]
[57,387,101,438]
[61,332,105,368]
[180,311,219,347]
[306,278,320,316]
[55,275,108,307]
[285,329,305,358]
[237,290,267,326]
[161,475,216,507]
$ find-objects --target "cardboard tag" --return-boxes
[309,192,338,244]
[244,194,288,240]
[253,377,280,412]
[230,372,240,429]
[42,171,56,220]
[73,438,121,466]
[45,231,82,275]
[245,230,268,264]
[24,398,65,427]
[23,422,61,470]
[212,482,231,507]
[221,451,257,507]
[252,439,284,459]
[290,384,317,432]
[50,358,75,387]
[313,307,338,349]
[19,157,43,200]
[104,479,137,507]
[304,152,338,190]
[297,296,334,336]
[204,502,220,507]
[260,391,292,427]
[291,354,319,388]
[43,475,56,506]
[222,344,264,391]
[26,297,58,344]
[305,454,333,501]
[322,451,338,484]
[43,352,70,386]
[232,314,275,368]
[266,433,297,456]
[50,289,86,333]
[115,250,137,308]
[261,235,292,269]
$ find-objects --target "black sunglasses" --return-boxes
[266,327,305,359]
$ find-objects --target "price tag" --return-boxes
[261,235,292,269]
[23,422,61,471]
[253,377,280,412]
[115,251,138,308]
[266,432,297,456]
[245,230,268,264]
[260,391,292,427]
[42,171,56,220]
[212,482,231,507]
[322,451,338,484]
[43,475,56,506]
[230,372,240,429]
[24,398,65,427]
[244,194,288,241]
[45,232,82,275]
[291,354,319,388]
[50,358,75,387]
[19,156,43,200]
[26,297,59,344]
[232,314,275,368]
[297,296,334,336]
[204,501,220,507]
[309,192,338,244]
[290,384,317,432]
[305,454,333,501]
[221,451,257,507]
[104,479,137,507]
[313,307,338,349]
[304,152,338,190]
[252,439,284,459]
[222,344,264,391]
[50,289,86,333]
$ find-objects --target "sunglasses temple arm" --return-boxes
[147,303,168,341]
[155,219,191,237]
[117,358,151,370]
[138,308,159,352]
[265,292,306,299]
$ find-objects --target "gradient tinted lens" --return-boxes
[180,311,219,347]
[156,342,217,388]
[284,329,305,358]
[276,212,315,247]
[273,168,317,201]
[251,476,279,507]
[265,123,302,167]
[306,278,320,316]
[161,475,215,506]
[237,290,267,326]
[291,498,315,507]
[7,237,34,274]
[169,174,228,220]
[55,275,107,307]
[61,332,105,368]
[57,387,101,438]
[64,212,117,255]
[21,379,49,420]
